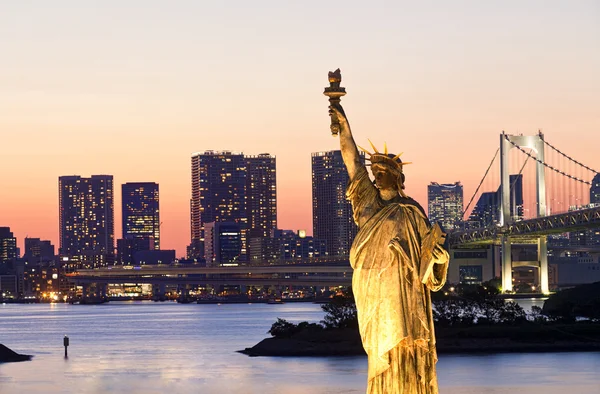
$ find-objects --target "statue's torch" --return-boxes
[323,68,347,136]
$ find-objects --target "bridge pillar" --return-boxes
[538,236,549,294]
[81,283,88,300]
[501,235,513,292]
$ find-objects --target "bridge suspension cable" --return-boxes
[462,148,499,219]
[540,133,598,175]
[505,135,592,185]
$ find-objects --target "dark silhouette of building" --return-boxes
[189,151,277,261]
[427,182,463,230]
[568,173,600,247]
[59,175,114,267]
[467,191,499,228]
[24,238,55,260]
[133,249,175,265]
[122,182,160,249]
[0,227,17,263]
[467,174,523,228]
[591,173,600,205]
[116,238,153,265]
[312,150,363,257]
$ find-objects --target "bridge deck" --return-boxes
[450,206,600,247]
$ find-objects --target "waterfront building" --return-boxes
[189,151,276,260]
[276,229,327,262]
[22,260,64,298]
[248,236,280,265]
[427,182,463,231]
[312,150,363,257]
[447,247,496,285]
[248,229,327,264]
[204,222,244,266]
[133,249,176,265]
[122,182,160,249]
[116,238,153,265]
[58,175,115,267]
[0,227,18,263]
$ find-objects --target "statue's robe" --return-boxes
[347,169,449,394]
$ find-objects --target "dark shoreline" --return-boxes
[0,344,33,363]
[239,323,600,357]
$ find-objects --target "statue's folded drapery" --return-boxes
[347,169,449,394]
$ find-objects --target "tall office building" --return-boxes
[59,175,114,267]
[189,151,277,261]
[246,154,277,238]
[122,182,160,249]
[0,227,17,263]
[312,150,363,257]
[428,182,463,231]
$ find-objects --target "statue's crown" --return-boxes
[358,140,412,172]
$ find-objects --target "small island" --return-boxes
[240,282,600,357]
[0,344,32,363]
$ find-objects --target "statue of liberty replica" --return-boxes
[324,69,450,394]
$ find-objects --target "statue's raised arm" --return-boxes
[330,104,364,180]
[323,69,364,180]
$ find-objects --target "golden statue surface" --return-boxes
[326,70,450,394]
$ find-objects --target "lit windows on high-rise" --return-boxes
[189,151,277,262]
[311,150,363,257]
[427,182,464,231]
[58,175,114,267]
[246,154,277,239]
[122,182,160,249]
[0,227,17,263]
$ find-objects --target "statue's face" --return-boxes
[371,165,397,191]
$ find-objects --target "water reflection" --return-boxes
[1,302,599,394]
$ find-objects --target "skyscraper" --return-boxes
[312,150,362,257]
[246,154,277,238]
[0,227,17,263]
[59,175,114,267]
[427,182,463,231]
[189,151,277,261]
[121,182,160,249]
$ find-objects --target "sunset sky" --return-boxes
[1,1,599,257]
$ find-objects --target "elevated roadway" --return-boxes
[66,264,353,287]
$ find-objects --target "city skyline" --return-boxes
[1,2,599,257]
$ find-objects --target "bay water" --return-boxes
[1,302,598,394]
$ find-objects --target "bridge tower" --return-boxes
[499,132,549,294]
